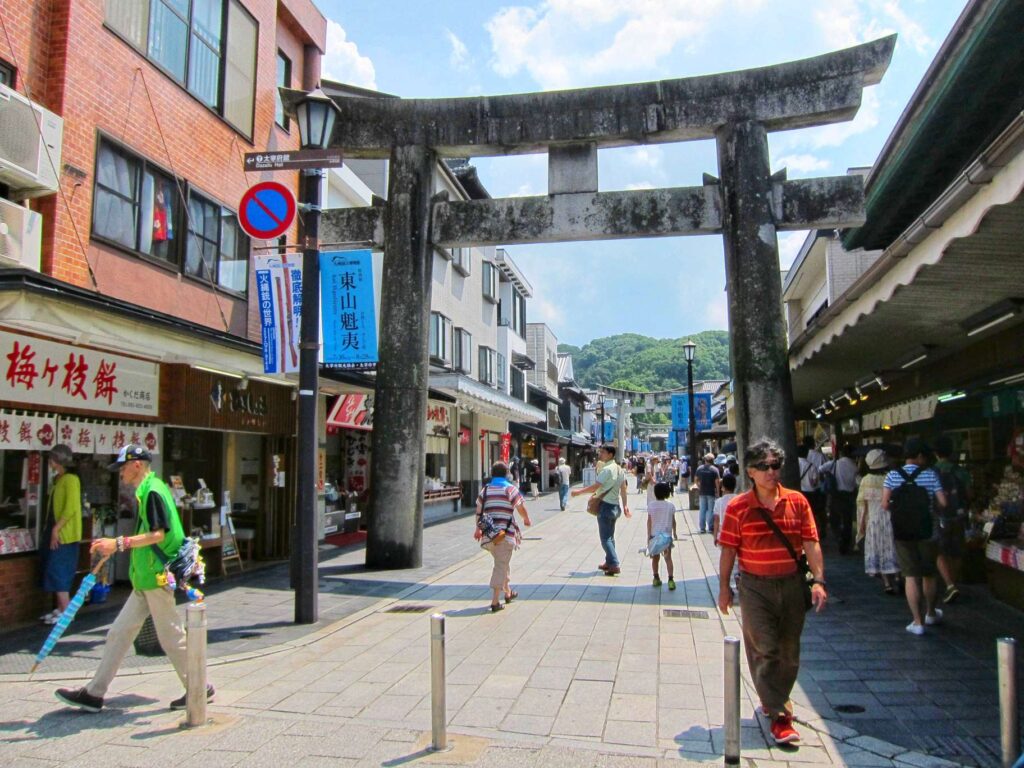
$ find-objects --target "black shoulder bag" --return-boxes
[755,508,814,612]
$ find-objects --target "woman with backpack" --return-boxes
[474,461,532,612]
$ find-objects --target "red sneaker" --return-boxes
[771,715,800,744]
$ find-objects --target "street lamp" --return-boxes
[682,340,697,497]
[293,87,341,625]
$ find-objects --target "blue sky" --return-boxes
[317,0,968,347]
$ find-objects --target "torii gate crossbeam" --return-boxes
[284,36,896,569]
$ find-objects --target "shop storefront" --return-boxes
[160,365,296,565]
[0,329,162,625]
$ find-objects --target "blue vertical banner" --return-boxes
[667,431,676,452]
[631,436,640,452]
[671,394,688,430]
[603,421,615,442]
[670,392,714,431]
[254,254,302,374]
[321,250,378,370]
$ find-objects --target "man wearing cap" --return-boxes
[882,437,946,636]
[55,445,213,713]
[694,453,721,533]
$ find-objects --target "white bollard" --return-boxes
[998,637,1018,768]
[724,636,741,765]
[429,613,451,752]
[185,602,208,728]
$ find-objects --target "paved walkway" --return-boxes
[1,487,1022,767]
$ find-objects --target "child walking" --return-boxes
[712,473,738,544]
[647,482,676,589]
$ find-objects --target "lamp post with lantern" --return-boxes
[683,340,698,494]
[292,88,340,625]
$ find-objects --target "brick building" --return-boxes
[0,0,327,624]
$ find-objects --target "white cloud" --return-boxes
[772,153,831,173]
[445,28,470,70]
[704,294,730,330]
[486,1,725,91]
[814,0,933,55]
[625,181,655,190]
[625,146,664,169]
[322,20,377,90]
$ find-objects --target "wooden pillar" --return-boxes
[366,145,435,568]
[716,121,799,489]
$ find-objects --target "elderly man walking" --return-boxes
[718,438,827,745]
[55,445,213,713]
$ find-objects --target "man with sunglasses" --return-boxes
[717,438,827,746]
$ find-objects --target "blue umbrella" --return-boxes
[31,555,110,673]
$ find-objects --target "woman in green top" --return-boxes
[40,444,82,625]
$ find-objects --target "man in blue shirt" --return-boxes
[694,453,721,534]
[882,437,947,636]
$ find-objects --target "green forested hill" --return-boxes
[559,331,730,391]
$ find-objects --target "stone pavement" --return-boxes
[1,487,1022,767]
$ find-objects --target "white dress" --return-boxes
[857,474,899,575]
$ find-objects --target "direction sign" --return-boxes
[238,181,296,240]
[243,149,344,172]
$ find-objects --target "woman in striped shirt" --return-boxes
[475,461,532,612]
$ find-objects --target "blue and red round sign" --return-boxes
[238,181,296,240]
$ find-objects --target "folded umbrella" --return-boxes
[31,554,110,673]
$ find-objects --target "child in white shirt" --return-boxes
[712,474,738,544]
[647,482,676,589]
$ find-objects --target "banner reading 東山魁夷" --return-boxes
[254,254,302,374]
[321,250,378,370]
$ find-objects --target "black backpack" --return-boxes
[937,464,968,521]
[889,467,933,541]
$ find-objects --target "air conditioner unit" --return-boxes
[0,198,42,271]
[0,82,63,198]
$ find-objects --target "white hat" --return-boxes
[866,448,888,471]
[557,457,566,464]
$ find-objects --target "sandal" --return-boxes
[505,590,519,603]
[490,602,504,612]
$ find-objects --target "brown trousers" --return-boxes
[738,572,806,718]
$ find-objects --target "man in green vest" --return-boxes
[55,445,213,713]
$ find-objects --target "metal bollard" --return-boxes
[998,637,1019,768]
[429,614,452,752]
[724,636,741,765]
[185,602,208,728]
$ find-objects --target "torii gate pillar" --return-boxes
[717,121,799,485]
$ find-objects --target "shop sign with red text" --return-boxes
[0,331,159,416]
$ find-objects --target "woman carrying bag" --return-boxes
[475,461,532,612]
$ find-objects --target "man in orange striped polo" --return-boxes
[717,438,828,746]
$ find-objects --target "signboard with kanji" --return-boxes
[243,149,343,172]
[0,331,159,416]
[320,250,378,370]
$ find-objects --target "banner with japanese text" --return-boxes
[57,419,160,455]
[254,254,302,374]
[320,250,378,370]
[670,392,713,432]
[0,331,158,416]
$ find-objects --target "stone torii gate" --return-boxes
[289,36,895,569]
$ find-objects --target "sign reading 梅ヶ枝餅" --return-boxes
[321,250,378,371]
[0,330,159,417]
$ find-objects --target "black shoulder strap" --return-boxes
[896,466,920,485]
[800,461,813,480]
[755,507,802,568]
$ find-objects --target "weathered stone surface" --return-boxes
[320,205,385,248]
[431,186,720,247]
[716,120,800,488]
[365,145,435,569]
[776,176,866,231]
[549,143,598,195]
[282,37,894,158]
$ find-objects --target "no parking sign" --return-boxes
[238,181,296,240]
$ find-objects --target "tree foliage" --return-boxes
[558,331,731,391]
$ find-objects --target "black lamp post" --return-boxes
[683,340,697,488]
[293,87,340,625]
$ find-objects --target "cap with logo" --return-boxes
[107,444,153,471]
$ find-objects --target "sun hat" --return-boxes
[865,448,887,471]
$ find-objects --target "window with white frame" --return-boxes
[451,246,471,276]
[453,327,472,374]
[512,288,526,337]
[104,0,258,138]
[510,366,525,399]
[497,352,506,391]
[429,312,452,365]
[478,346,497,386]
[482,261,498,302]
